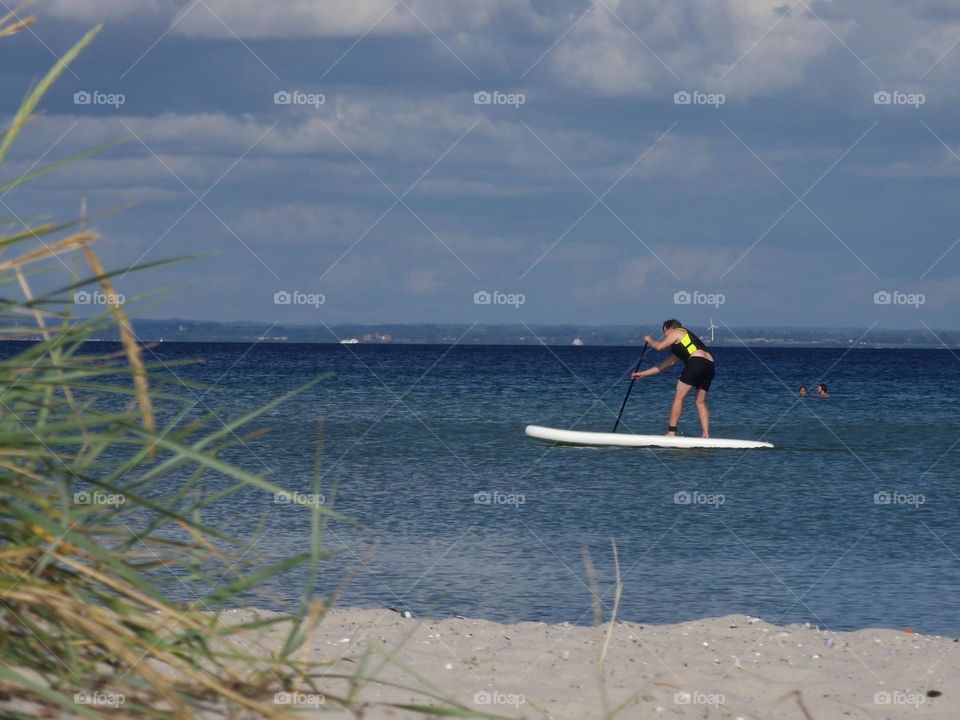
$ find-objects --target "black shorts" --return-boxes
[679,357,715,392]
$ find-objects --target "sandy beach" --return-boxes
[219,608,957,719]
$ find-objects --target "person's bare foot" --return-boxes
[665,431,676,437]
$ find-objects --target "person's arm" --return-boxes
[632,354,678,379]
[643,329,679,352]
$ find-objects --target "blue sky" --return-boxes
[2,0,959,330]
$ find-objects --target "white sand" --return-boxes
[222,608,957,719]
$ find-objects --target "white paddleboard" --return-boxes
[525,425,774,449]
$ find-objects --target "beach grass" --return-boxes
[0,15,509,719]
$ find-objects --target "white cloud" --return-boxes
[236,203,378,248]
[410,178,546,197]
[45,0,172,22]
[14,97,730,196]
[170,0,528,39]
[549,0,838,99]
[402,266,447,295]
[655,243,734,279]
[38,0,960,109]
[920,274,960,310]
[41,0,533,38]
[852,149,960,179]
[609,255,655,296]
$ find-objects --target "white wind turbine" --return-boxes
[707,318,718,342]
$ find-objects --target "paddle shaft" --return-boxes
[612,342,649,433]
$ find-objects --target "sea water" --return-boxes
[31,342,960,633]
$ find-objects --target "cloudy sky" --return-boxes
[2,0,959,329]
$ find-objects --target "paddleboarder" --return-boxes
[631,320,714,437]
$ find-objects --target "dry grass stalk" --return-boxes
[83,246,156,451]
[0,3,34,37]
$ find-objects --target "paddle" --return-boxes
[612,342,649,433]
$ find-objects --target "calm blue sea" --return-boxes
[51,343,960,633]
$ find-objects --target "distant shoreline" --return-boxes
[47,319,960,348]
[1,337,957,350]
